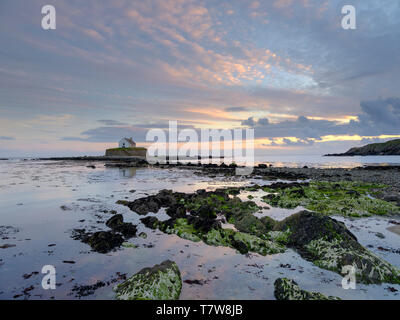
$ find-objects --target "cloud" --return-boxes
[225,107,247,112]
[281,138,315,146]
[1,1,400,155]
[258,118,269,126]
[61,126,148,143]
[354,97,400,136]
[0,136,15,140]
[241,117,256,127]
[243,97,400,140]
[97,120,129,126]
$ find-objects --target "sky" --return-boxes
[0,0,400,157]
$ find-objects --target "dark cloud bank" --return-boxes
[62,97,400,144]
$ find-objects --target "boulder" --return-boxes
[274,278,340,300]
[114,260,182,300]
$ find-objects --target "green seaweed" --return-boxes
[114,260,182,300]
[262,181,399,217]
[274,278,340,300]
[306,237,400,284]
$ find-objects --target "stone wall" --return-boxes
[105,147,147,158]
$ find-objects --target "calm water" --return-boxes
[5,154,400,169]
[253,155,400,168]
[0,159,399,300]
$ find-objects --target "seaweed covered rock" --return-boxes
[274,210,356,248]
[105,214,137,238]
[71,214,137,253]
[262,181,400,217]
[141,217,285,256]
[275,211,400,284]
[72,229,125,254]
[123,188,265,238]
[274,278,340,300]
[117,189,179,215]
[114,260,182,300]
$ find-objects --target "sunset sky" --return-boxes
[1,0,400,157]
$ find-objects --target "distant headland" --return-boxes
[325,138,400,156]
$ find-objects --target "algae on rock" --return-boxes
[274,278,340,300]
[262,181,399,217]
[275,211,400,284]
[114,260,182,300]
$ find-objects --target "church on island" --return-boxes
[105,137,146,158]
[119,137,136,148]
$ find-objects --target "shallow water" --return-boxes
[0,160,399,300]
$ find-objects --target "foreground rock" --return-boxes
[72,229,124,254]
[132,188,285,255]
[105,214,137,238]
[114,260,182,300]
[142,216,285,255]
[275,211,400,284]
[119,187,400,284]
[71,215,137,253]
[274,278,340,300]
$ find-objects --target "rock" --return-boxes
[22,271,39,279]
[262,181,399,217]
[140,216,159,229]
[383,195,400,203]
[135,189,283,255]
[184,279,208,285]
[114,260,182,300]
[274,210,357,248]
[105,214,137,238]
[122,242,138,248]
[375,232,385,239]
[275,211,400,284]
[72,229,124,254]
[166,204,187,218]
[117,194,166,215]
[138,232,147,239]
[274,278,340,300]
[0,226,19,237]
[260,216,276,231]
[87,231,125,253]
[105,214,124,229]
[0,244,16,249]
[228,235,248,254]
[72,281,105,297]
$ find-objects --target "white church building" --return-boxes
[119,137,136,148]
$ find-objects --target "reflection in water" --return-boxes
[118,168,137,178]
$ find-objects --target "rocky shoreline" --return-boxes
[65,176,400,299]
[2,158,400,300]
